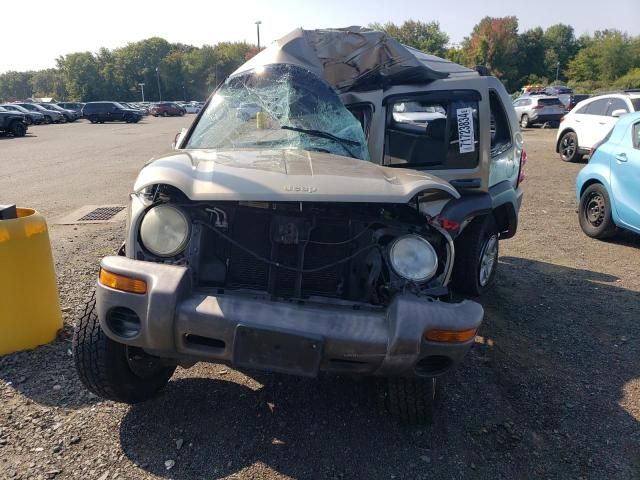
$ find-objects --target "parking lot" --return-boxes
[1,118,639,479]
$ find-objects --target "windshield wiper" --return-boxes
[280,125,359,159]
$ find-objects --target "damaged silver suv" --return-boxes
[74,27,525,424]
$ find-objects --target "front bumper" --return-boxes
[96,256,484,378]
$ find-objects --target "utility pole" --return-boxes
[255,20,262,50]
[155,67,162,102]
[138,83,145,102]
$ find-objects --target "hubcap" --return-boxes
[585,193,606,227]
[479,235,498,286]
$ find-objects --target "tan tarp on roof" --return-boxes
[233,27,476,93]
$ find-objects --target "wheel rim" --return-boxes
[585,192,606,227]
[561,135,576,159]
[479,234,498,287]
[521,116,528,128]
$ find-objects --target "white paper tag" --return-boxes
[456,107,475,154]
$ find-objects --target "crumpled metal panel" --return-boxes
[233,27,476,93]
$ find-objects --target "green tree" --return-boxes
[30,69,67,99]
[369,20,449,57]
[568,30,634,84]
[0,71,34,101]
[517,27,546,85]
[543,24,578,81]
[462,16,520,90]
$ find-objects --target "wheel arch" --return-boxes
[556,128,576,153]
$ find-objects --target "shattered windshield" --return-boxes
[186,64,370,160]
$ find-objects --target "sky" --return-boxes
[2,0,639,73]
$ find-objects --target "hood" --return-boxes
[134,149,459,203]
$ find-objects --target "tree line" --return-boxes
[1,17,639,102]
[0,38,257,102]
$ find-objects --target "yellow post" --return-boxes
[0,208,62,355]
[256,111,267,129]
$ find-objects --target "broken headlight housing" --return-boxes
[388,234,438,283]
[139,204,190,257]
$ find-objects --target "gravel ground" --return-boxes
[1,122,639,479]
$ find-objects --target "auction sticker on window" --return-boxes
[456,107,475,154]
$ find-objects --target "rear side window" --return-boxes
[633,122,640,149]
[584,99,609,116]
[489,90,512,157]
[607,98,629,116]
[384,91,480,169]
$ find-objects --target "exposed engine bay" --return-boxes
[131,185,454,307]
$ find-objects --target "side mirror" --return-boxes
[173,128,187,149]
[611,109,627,118]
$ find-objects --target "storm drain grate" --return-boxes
[77,206,125,222]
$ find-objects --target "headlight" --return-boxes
[389,235,438,282]
[139,204,190,257]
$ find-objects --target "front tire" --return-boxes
[452,215,499,296]
[520,114,530,128]
[578,184,617,239]
[43,115,52,125]
[10,121,27,137]
[559,131,580,162]
[384,377,436,425]
[73,292,176,403]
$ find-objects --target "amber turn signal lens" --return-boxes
[99,268,147,294]
[425,327,478,343]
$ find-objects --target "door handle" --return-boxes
[599,121,607,125]
[575,119,581,123]
[615,153,628,162]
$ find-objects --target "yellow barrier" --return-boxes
[0,208,62,355]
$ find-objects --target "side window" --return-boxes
[607,98,629,116]
[384,93,479,169]
[585,98,609,116]
[489,90,512,157]
[633,123,640,150]
[346,103,374,139]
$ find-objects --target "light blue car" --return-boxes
[576,111,640,238]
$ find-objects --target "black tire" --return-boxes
[559,131,580,162]
[73,292,176,403]
[451,215,499,296]
[578,183,617,239]
[520,114,530,128]
[10,121,27,137]
[384,377,436,425]
[43,115,52,125]
[162,111,169,117]
[89,115,98,124]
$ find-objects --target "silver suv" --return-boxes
[73,27,525,425]
[513,95,566,128]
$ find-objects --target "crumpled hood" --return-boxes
[134,149,459,203]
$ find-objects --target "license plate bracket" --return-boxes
[233,325,323,377]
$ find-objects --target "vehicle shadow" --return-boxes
[118,256,639,479]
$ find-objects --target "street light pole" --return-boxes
[155,67,162,102]
[138,83,145,102]
[555,61,560,82]
[182,83,186,102]
[255,20,262,50]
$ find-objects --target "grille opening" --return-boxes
[184,334,226,350]
[415,355,452,376]
[106,307,141,338]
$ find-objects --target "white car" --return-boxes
[183,102,202,114]
[556,91,640,162]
